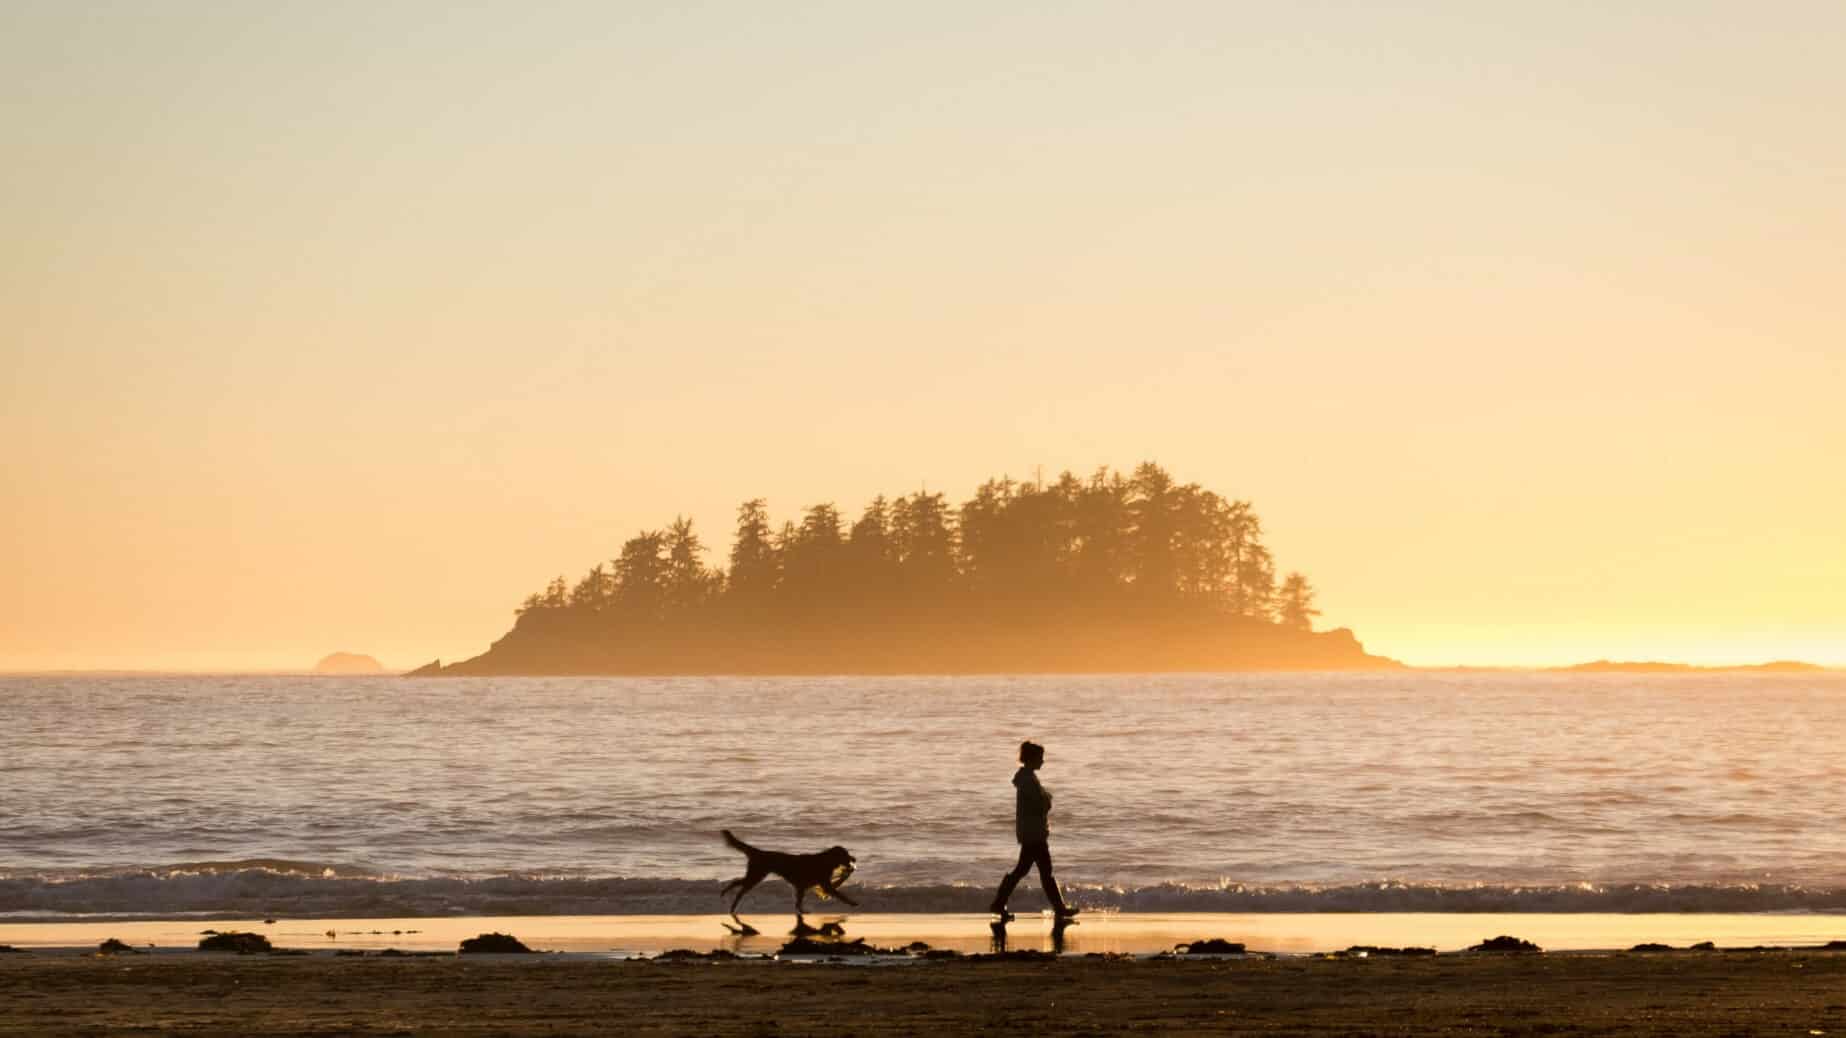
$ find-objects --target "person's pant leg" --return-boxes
[992,843,1036,908]
[1011,843,1038,880]
[1030,841,1068,911]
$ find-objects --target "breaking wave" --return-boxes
[5,861,1846,920]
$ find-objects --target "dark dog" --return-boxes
[719,830,857,930]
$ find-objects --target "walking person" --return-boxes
[989,740,1078,919]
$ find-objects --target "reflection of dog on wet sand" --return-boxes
[720,830,857,932]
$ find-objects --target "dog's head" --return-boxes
[826,846,855,887]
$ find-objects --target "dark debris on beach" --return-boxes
[776,937,938,958]
[1169,938,1246,955]
[1468,935,1542,953]
[732,937,1058,961]
[458,932,532,954]
[198,932,272,954]
[1334,945,1436,958]
[656,948,753,961]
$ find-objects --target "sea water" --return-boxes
[3,672,1844,919]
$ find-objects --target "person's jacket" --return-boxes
[1013,766,1051,843]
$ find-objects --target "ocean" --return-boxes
[4,672,1844,920]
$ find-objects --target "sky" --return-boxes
[3,1,1842,671]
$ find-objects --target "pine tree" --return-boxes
[727,499,779,598]
[613,532,668,611]
[665,517,710,608]
[542,575,569,609]
[1276,572,1320,631]
[569,564,614,610]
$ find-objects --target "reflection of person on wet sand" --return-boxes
[989,740,1079,919]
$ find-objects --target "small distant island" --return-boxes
[415,463,1399,676]
[314,652,387,675]
[1556,660,1825,674]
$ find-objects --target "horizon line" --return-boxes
[2,661,1839,677]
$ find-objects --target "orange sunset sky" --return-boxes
[4,3,1842,672]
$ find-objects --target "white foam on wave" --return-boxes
[4,864,1846,921]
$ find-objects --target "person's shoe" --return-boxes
[1053,906,1081,919]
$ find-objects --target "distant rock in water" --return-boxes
[404,659,443,677]
[314,652,386,675]
[1559,659,1825,674]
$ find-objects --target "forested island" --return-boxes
[414,463,1399,675]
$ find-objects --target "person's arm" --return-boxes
[1021,772,1049,816]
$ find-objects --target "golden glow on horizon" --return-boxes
[2,3,1842,672]
[1382,635,1846,671]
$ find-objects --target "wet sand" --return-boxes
[6,911,1846,956]
[5,948,1846,1035]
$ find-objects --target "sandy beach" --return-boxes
[5,946,1846,1035]
[5,911,1845,957]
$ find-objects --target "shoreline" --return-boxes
[5,912,1844,958]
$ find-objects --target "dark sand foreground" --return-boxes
[6,951,1846,1036]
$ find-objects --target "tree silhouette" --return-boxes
[727,499,778,599]
[665,517,713,610]
[542,575,569,610]
[892,491,956,597]
[1276,572,1320,631]
[569,563,614,610]
[1070,468,1131,594]
[845,496,898,604]
[1128,462,1182,595]
[613,531,668,615]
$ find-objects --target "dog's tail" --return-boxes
[720,829,757,856]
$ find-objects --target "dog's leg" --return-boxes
[793,884,807,922]
[728,870,765,923]
[822,881,859,907]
